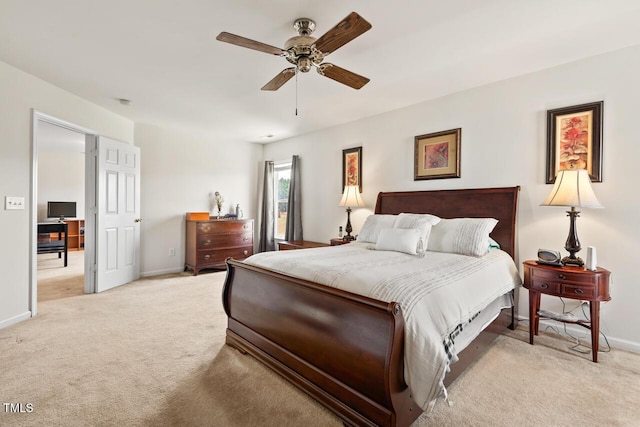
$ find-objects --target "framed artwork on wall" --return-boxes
[546,101,603,183]
[414,128,461,180]
[342,146,362,192]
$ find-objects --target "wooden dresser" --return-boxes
[185,218,253,275]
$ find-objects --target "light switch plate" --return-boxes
[5,196,25,210]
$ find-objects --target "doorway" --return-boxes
[30,111,97,316]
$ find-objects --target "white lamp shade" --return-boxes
[541,169,603,208]
[339,185,366,208]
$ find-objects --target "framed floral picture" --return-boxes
[546,101,603,183]
[342,146,362,192]
[414,128,461,180]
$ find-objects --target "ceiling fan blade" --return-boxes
[317,63,369,89]
[314,12,372,55]
[216,32,284,56]
[262,68,296,91]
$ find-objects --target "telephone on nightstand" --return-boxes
[537,249,563,266]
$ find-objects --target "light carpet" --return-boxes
[1,270,639,426]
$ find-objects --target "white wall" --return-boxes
[264,45,640,352]
[135,123,263,276]
[0,60,133,329]
[37,150,85,221]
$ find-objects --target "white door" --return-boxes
[95,136,141,292]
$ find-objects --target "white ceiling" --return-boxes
[2,0,640,144]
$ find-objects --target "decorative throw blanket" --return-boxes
[244,243,522,410]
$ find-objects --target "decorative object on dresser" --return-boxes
[541,169,602,266]
[342,146,362,192]
[213,191,224,219]
[185,217,253,275]
[414,128,461,180]
[523,260,611,362]
[546,101,603,183]
[278,240,330,250]
[338,185,365,241]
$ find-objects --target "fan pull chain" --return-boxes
[295,66,299,116]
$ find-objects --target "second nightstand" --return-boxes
[330,238,352,246]
[523,260,611,362]
[278,240,330,250]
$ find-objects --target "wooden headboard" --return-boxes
[375,186,520,259]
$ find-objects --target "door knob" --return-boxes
[135,218,142,223]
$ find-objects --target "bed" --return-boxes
[222,186,520,426]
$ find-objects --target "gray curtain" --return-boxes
[285,155,303,241]
[258,161,275,252]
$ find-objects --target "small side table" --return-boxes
[523,260,611,362]
[330,238,352,246]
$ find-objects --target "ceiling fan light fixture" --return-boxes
[297,56,312,73]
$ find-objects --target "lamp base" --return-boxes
[562,256,584,267]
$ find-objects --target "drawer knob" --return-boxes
[574,288,584,294]
[204,239,211,245]
[243,250,248,256]
[204,254,211,260]
[203,226,210,232]
[242,237,249,242]
[557,274,566,280]
[540,283,549,289]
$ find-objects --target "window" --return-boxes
[274,162,291,239]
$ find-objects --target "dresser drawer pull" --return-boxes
[243,250,248,256]
[540,283,549,289]
[204,239,211,245]
[204,254,211,260]
[242,237,249,242]
[243,225,249,229]
[573,288,584,295]
[557,274,566,280]
[202,226,211,232]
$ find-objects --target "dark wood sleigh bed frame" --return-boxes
[222,186,520,426]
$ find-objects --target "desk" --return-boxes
[37,222,68,267]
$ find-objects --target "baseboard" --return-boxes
[139,267,185,278]
[517,315,640,354]
[0,311,32,330]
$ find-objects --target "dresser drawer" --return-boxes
[197,220,253,234]
[197,232,253,249]
[197,246,253,264]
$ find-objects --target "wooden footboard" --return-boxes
[223,259,422,427]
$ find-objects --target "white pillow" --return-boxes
[375,228,422,255]
[395,212,441,226]
[428,218,498,257]
[356,215,397,243]
[393,215,433,255]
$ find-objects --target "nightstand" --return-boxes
[278,240,330,250]
[523,260,611,362]
[330,238,352,246]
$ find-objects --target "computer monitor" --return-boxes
[47,201,77,221]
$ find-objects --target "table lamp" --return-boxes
[541,169,602,266]
[339,185,365,241]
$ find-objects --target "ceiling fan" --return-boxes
[216,12,372,91]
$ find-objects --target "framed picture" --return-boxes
[414,128,461,180]
[546,101,603,183]
[342,146,362,192]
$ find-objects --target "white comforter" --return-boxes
[243,242,522,410]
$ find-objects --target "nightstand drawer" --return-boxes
[529,278,561,294]
[562,283,596,299]
[531,267,594,285]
